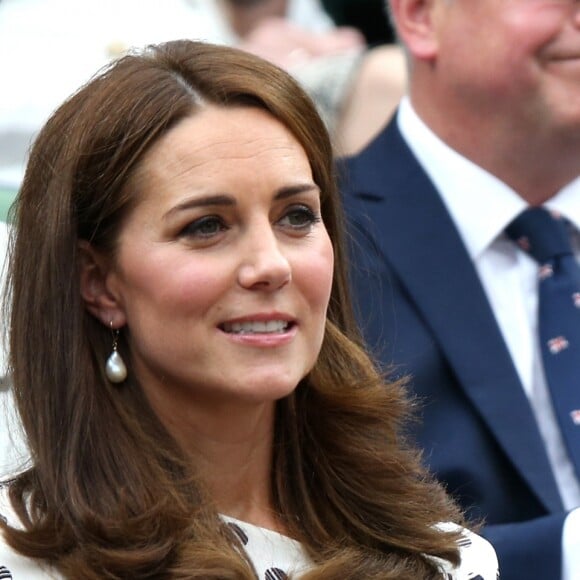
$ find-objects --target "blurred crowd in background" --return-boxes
[0,0,404,193]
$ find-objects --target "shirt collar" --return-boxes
[396,97,580,258]
[547,179,580,235]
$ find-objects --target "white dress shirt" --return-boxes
[397,96,580,579]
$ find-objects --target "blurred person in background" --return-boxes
[0,0,404,190]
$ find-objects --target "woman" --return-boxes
[0,41,497,578]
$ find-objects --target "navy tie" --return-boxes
[506,207,580,479]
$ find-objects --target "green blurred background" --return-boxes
[0,187,16,222]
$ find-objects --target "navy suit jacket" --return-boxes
[340,116,569,579]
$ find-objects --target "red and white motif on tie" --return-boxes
[547,336,569,354]
[539,264,554,280]
[570,410,580,426]
[573,292,580,308]
[517,236,531,252]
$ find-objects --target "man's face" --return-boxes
[432,0,580,136]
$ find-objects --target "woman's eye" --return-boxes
[278,205,321,230]
[179,215,227,239]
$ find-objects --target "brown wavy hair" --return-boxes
[2,40,462,578]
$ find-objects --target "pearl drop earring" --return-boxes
[105,323,127,383]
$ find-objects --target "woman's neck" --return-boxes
[159,398,282,531]
[200,411,278,528]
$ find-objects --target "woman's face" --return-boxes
[98,106,334,415]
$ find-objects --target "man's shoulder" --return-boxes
[342,115,402,169]
[339,115,423,201]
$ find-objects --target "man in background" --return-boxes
[342,0,580,578]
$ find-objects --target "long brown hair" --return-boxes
[2,40,461,578]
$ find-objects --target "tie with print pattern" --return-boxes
[506,206,580,479]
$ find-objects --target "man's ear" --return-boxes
[78,240,127,328]
[390,0,440,61]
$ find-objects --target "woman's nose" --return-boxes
[237,226,292,291]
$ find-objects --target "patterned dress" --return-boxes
[0,495,499,579]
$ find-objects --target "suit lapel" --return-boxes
[344,119,562,512]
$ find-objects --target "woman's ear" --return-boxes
[390,0,440,61]
[78,240,127,328]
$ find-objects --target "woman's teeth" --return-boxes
[222,320,290,334]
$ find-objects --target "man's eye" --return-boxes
[180,216,227,238]
[278,205,321,229]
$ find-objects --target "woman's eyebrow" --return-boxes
[164,183,320,220]
[164,194,235,220]
[274,183,320,200]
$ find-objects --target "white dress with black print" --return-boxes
[221,517,499,580]
[0,491,498,579]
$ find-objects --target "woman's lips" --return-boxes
[218,316,298,346]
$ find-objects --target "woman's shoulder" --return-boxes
[0,486,62,579]
[432,522,499,580]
